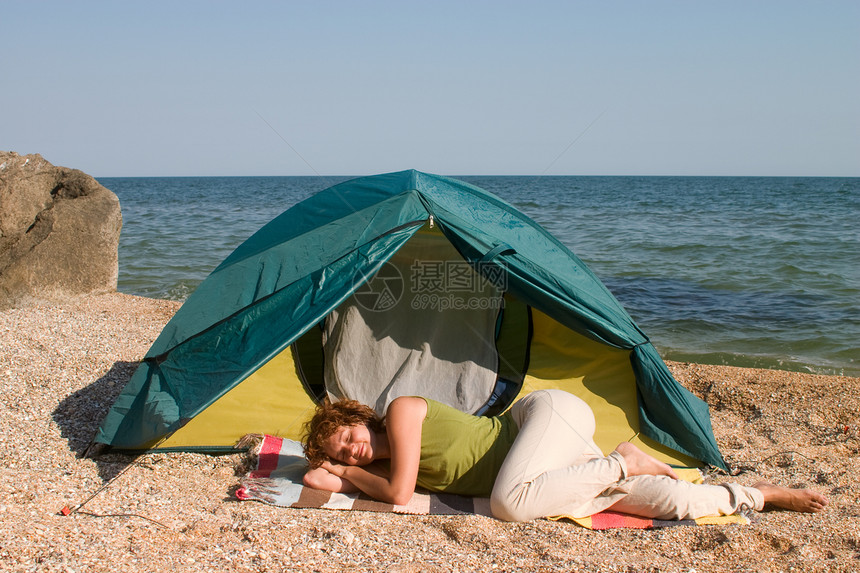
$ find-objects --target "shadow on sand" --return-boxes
[52,360,141,482]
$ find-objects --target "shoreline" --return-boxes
[2,293,858,572]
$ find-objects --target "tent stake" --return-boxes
[61,433,175,517]
[60,458,140,516]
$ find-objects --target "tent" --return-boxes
[91,170,727,470]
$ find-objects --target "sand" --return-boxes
[1,292,858,572]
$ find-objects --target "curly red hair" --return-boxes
[302,399,385,468]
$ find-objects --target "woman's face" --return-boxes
[323,424,377,466]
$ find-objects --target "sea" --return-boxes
[97,175,860,378]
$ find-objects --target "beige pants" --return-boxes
[490,389,764,522]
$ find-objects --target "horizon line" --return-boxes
[94,172,860,179]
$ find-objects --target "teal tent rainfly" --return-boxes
[91,170,727,471]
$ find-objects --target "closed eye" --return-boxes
[345,431,355,461]
[337,430,352,462]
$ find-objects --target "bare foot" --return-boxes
[754,482,828,513]
[614,442,679,479]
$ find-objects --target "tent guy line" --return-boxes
[254,110,358,213]
[540,108,608,176]
[254,110,323,178]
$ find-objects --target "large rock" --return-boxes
[0,152,122,308]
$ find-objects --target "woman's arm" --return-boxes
[323,396,427,505]
[302,466,360,493]
[303,461,397,493]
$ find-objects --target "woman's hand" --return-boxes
[303,465,359,493]
[320,460,346,477]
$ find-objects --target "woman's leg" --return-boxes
[606,476,827,519]
[490,390,827,522]
[607,475,765,520]
[490,389,629,521]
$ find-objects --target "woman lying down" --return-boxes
[302,390,827,522]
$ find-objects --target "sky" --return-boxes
[3,1,858,177]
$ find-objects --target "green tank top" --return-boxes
[416,398,519,497]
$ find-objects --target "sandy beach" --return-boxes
[1,292,858,572]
